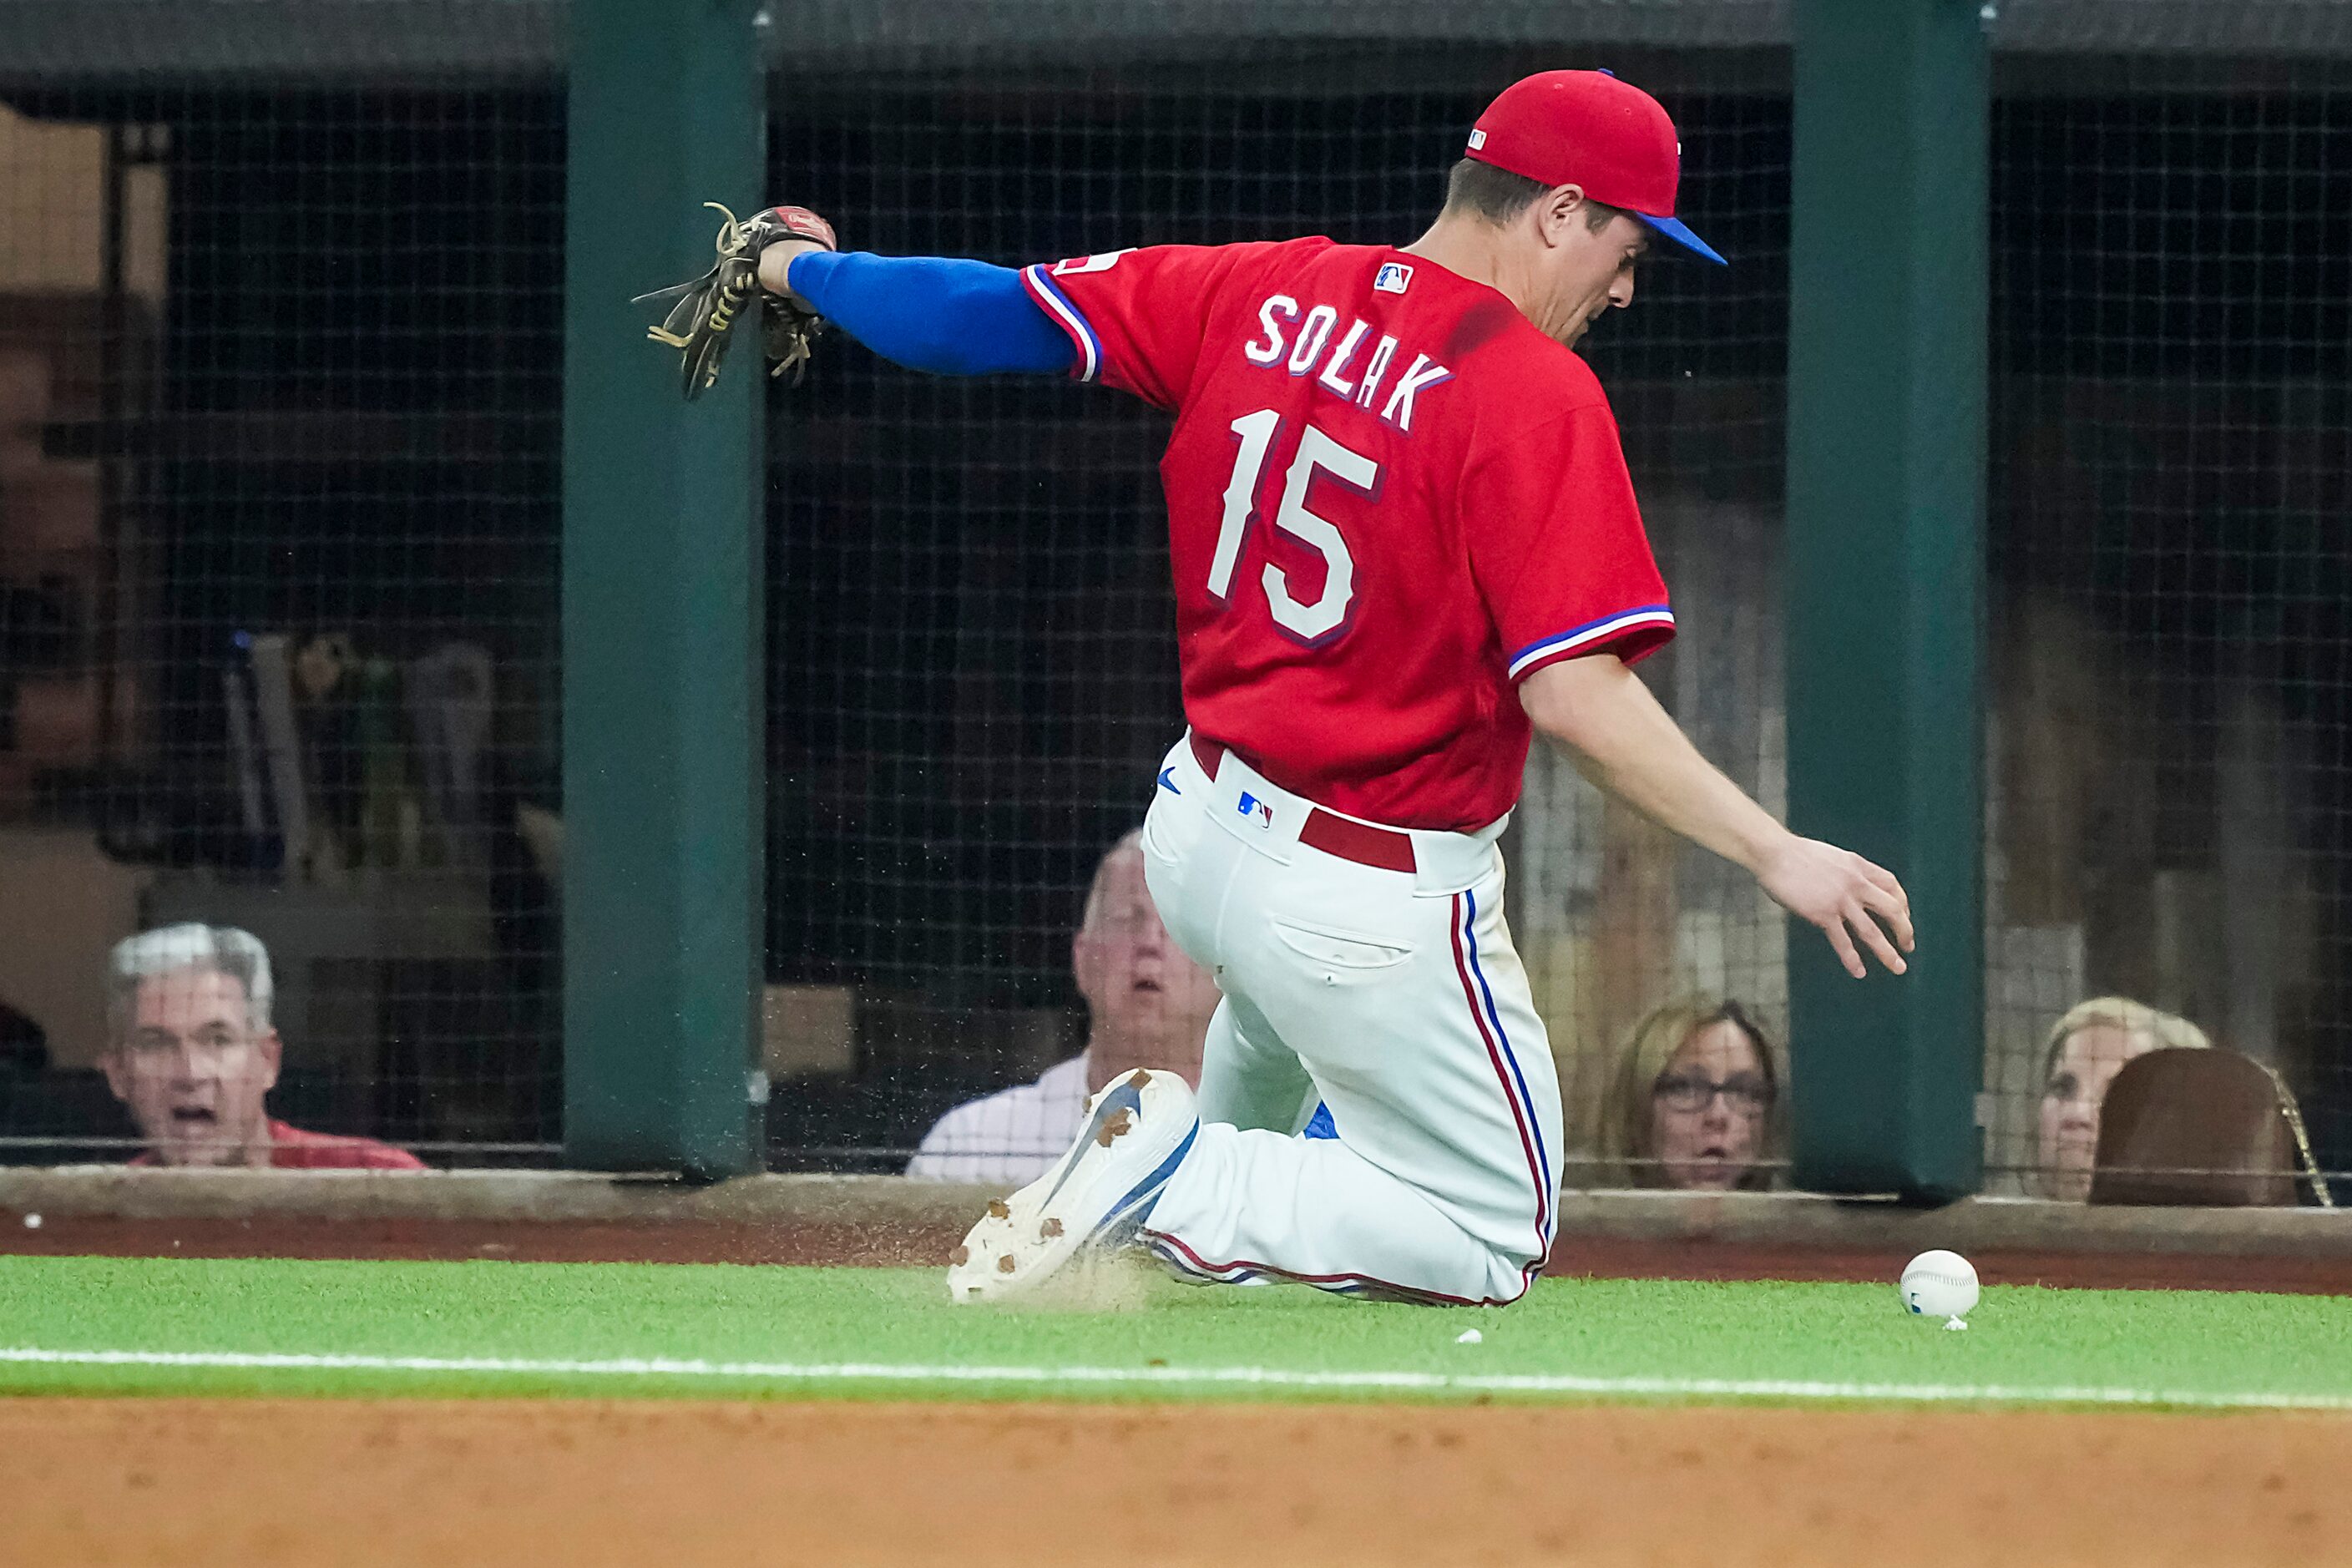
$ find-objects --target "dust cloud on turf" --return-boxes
[983,1247,1163,1313]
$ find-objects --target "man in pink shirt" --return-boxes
[100,924,426,1171]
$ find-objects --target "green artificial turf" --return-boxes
[1,1255,2346,1409]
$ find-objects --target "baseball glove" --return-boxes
[633,202,838,401]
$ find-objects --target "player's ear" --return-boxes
[1535,184,1587,248]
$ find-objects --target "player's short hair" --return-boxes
[106,923,275,1042]
[1442,158,1627,232]
[2039,996,2208,1085]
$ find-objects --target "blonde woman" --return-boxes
[2036,996,2209,1201]
[1597,999,1780,1191]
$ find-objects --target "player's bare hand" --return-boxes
[757,237,830,303]
[1754,833,1914,979]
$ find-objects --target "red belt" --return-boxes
[1188,735,1417,874]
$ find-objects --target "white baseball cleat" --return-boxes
[946,1068,1199,1304]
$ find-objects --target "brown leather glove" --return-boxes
[633,203,837,401]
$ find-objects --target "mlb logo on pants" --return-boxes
[1236,792,1275,829]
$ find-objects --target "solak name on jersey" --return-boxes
[1237,289,1454,435]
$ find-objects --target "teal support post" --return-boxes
[1785,0,1987,1201]
[561,0,766,1174]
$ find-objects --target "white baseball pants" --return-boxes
[1138,735,1560,1306]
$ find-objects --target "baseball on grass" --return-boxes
[1899,1249,1979,1322]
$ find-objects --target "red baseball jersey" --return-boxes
[262,1119,428,1170]
[1021,237,1672,831]
[132,1118,427,1170]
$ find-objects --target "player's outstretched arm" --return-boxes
[1519,655,1914,979]
[757,239,1076,377]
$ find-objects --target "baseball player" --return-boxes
[644,69,1912,1305]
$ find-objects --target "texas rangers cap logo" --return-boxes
[1374,261,1413,295]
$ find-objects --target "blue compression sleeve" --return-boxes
[786,250,1075,377]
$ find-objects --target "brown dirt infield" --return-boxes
[11,1395,2349,1567]
[8,1209,2352,1292]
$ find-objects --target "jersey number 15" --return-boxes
[1207,408,1375,645]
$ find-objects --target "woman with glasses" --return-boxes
[1596,999,1780,1191]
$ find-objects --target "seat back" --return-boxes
[2088,1047,2311,1206]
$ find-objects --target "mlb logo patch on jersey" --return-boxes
[1374,261,1414,296]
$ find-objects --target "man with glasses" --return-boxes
[99,924,426,1169]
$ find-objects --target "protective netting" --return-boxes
[0,84,563,1165]
[1,2,2345,1199]
[761,55,1794,1181]
[766,27,2352,1197]
[1984,51,2352,1196]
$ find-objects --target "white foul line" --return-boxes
[0,1347,2348,1411]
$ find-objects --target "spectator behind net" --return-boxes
[2036,995,2208,1202]
[100,924,426,1169]
[1596,998,1780,1191]
[907,832,1220,1183]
